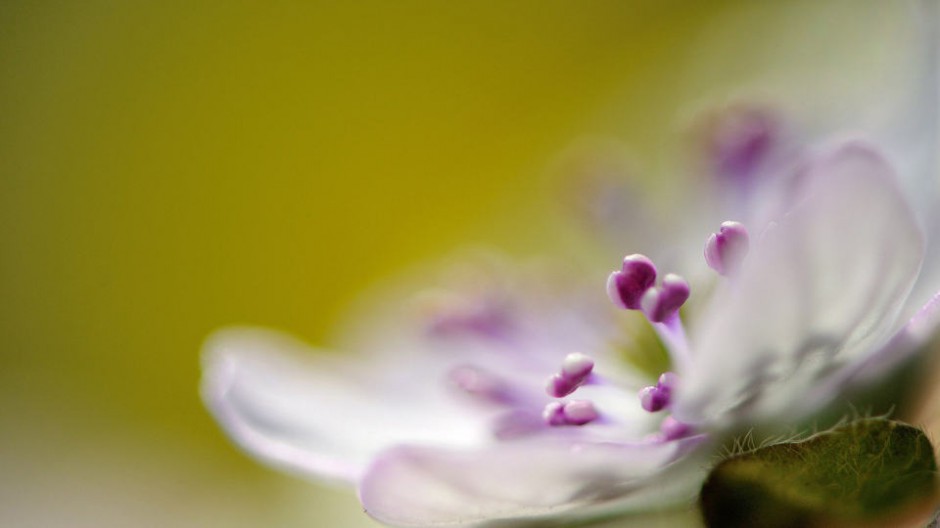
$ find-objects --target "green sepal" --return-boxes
[700,417,938,527]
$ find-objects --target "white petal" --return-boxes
[813,288,940,397]
[676,143,924,427]
[201,327,491,482]
[359,436,709,527]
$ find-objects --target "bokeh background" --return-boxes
[1,1,933,527]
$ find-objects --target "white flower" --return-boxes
[202,4,939,525]
[202,135,940,527]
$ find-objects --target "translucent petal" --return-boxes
[676,143,924,427]
[201,327,491,482]
[360,435,709,527]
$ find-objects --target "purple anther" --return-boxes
[704,221,750,276]
[639,385,669,412]
[546,352,594,397]
[657,372,678,394]
[542,401,567,426]
[543,400,598,426]
[562,400,599,425]
[607,254,657,310]
[660,416,693,441]
[561,352,594,379]
[640,274,690,323]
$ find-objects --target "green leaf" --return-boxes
[700,418,938,528]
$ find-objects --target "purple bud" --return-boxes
[704,221,750,276]
[607,254,657,310]
[641,274,690,323]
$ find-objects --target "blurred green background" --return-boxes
[0,1,924,526]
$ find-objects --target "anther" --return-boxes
[607,254,657,310]
[639,386,669,412]
[542,400,599,426]
[639,371,678,413]
[546,352,595,398]
[657,372,678,393]
[659,416,693,441]
[641,274,690,323]
[704,221,750,276]
[703,105,777,184]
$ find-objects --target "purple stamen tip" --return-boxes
[563,400,599,425]
[660,416,693,441]
[561,352,594,379]
[639,385,669,412]
[607,254,657,310]
[657,371,678,394]
[641,371,679,412]
[543,400,598,426]
[641,273,690,323]
[546,352,594,397]
[704,221,750,276]
[706,106,777,183]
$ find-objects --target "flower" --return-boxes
[202,130,940,526]
[202,5,940,523]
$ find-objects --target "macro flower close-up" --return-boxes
[202,3,940,526]
[204,140,940,527]
[3,1,938,527]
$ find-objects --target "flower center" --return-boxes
[549,220,752,439]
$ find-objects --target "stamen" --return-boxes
[704,221,750,276]
[640,274,690,323]
[638,371,678,413]
[562,400,599,425]
[659,416,693,441]
[607,256,691,369]
[492,410,544,440]
[607,254,657,309]
[542,400,599,426]
[543,401,567,426]
[546,352,595,397]
[639,386,669,412]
